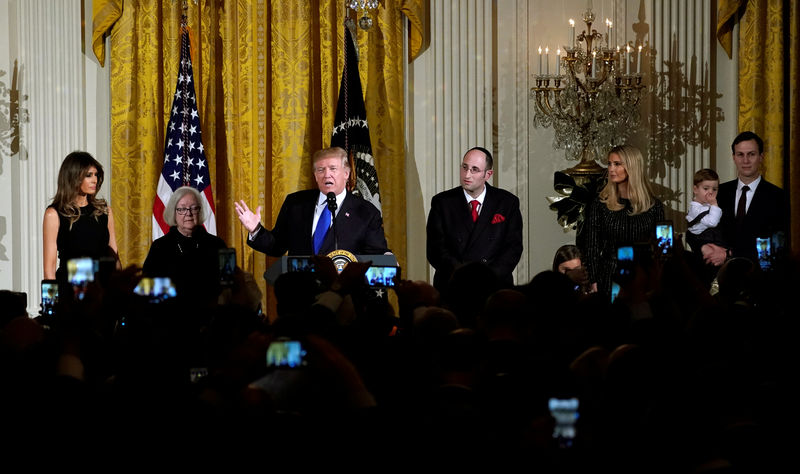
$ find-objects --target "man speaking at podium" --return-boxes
[234,147,390,257]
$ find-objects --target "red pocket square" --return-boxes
[491,214,505,224]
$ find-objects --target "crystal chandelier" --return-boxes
[531,4,648,184]
[347,0,379,30]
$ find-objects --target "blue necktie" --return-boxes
[313,205,331,254]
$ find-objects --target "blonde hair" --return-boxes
[598,145,655,215]
[50,151,108,228]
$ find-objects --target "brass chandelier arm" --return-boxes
[530,4,651,182]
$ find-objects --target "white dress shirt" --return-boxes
[735,175,761,215]
[463,186,487,216]
[312,189,346,236]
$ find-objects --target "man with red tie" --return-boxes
[426,147,523,291]
[703,131,786,266]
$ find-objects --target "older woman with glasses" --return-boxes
[143,186,227,300]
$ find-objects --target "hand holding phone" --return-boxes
[266,339,307,368]
[549,397,579,448]
[756,237,771,270]
[610,282,621,303]
[287,256,315,273]
[655,220,674,257]
[614,245,634,282]
[134,276,177,303]
[218,248,236,286]
[365,265,399,287]
[41,279,59,316]
[67,257,96,300]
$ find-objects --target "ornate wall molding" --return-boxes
[406,0,738,284]
[407,0,494,281]
[0,0,110,315]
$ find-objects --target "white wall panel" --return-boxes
[407,0,738,284]
[407,0,494,281]
[0,0,110,315]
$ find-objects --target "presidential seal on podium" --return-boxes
[327,249,357,272]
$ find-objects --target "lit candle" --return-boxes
[569,19,575,48]
[606,19,612,47]
[626,45,631,75]
[556,48,561,76]
[592,50,597,78]
[638,45,643,74]
[545,46,550,75]
[538,46,542,74]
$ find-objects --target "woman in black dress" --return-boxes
[43,152,119,282]
[579,145,664,296]
[143,186,226,300]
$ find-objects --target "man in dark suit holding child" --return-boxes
[703,131,786,266]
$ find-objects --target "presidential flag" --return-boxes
[331,24,381,213]
[153,24,216,240]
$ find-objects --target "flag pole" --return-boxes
[152,0,217,239]
[330,13,382,214]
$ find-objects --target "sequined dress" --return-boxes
[578,197,664,296]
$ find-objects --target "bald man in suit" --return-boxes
[426,147,523,290]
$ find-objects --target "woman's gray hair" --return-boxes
[163,186,205,226]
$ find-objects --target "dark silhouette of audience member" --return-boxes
[441,260,503,329]
[1,239,793,468]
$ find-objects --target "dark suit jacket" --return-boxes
[248,189,390,257]
[426,184,523,290]
[718,177,786,262]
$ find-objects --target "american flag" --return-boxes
[331,23,381,214]
[153,24,216,240]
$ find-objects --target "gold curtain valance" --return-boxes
[92,0,430,316]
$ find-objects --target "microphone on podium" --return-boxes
[326,192,337,212]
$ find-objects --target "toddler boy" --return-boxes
[685,168,724,254]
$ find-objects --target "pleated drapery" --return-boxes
[92,0,428,317]
[717,0,799,254]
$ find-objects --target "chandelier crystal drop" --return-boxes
[531,5,649,183]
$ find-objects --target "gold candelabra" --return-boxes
[531,6,647,184]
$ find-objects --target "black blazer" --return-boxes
[718,177,786,262]
[143,226,227,299]
[426,184,523,290]
[248,189,390,257]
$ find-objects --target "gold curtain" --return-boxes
[716,0,746,59]
[93,0,428,317]
[716,0,800,255]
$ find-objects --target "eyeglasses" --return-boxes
[461,164,485,174]
[176,206,201,215]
